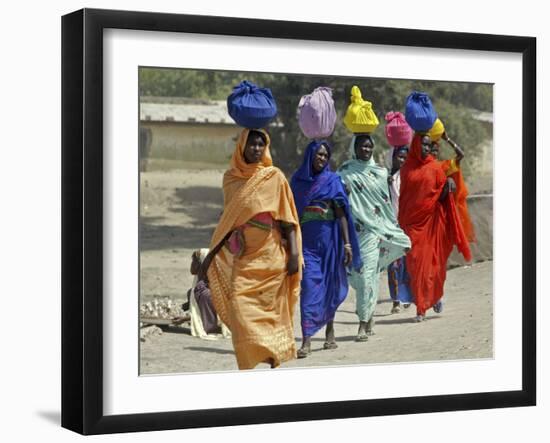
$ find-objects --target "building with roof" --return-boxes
[139,97,241,170]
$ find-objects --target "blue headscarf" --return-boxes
[290,140,362,271]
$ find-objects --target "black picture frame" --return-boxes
[61,8,536,435]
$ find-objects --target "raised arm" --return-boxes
[443,133,464,165]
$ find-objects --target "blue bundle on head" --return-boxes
[227,80,278,129]
[404,91,437,132]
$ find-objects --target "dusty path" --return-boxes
[139,168,492,374]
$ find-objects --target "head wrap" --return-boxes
[228,128,273,179]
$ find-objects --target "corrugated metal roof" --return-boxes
[140,100,233,124]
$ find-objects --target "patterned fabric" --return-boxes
[337,137,411,322]
[300,200,345,223]
[207,128,303,370]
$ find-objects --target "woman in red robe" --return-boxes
[398,134,472,321]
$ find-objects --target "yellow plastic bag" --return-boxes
[428,118,445,142]
[343,86,379,134]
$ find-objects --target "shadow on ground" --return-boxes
[140,217,215,251]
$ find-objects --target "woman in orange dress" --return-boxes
[204,128,302,370]
[398,134,472,322]
[430,134,476,243]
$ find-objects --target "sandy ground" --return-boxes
[139,168,493,374]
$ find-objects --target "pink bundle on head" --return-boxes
[385,111,413,147]
[298,87,337,139]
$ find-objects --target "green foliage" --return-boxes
[139,68,492,179]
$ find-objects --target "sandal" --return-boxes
[366,318,376,336]
[390,305,401,314]
[297,347,311,358]
[323,341,338,350]
[414,314,425,323]
[433,301,443,314]
[355,333,369,342]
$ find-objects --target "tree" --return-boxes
[139,68,492,179]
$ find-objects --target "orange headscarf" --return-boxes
[209,129,300,248]
[227,128,273,178]
[399,134,471,315]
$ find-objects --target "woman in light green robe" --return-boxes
[337,134,411,341]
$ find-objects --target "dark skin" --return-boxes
[190,251,201,275]
[243,132,267,164]
[354,135,375,162]
[418,135,456,201]
[442,132,465,164]
[420,135,432,160]
[431,134,464,166]
[392,149,408,173]
[430,135,464,165]
[298,145,353,356]
[387,148,408,186]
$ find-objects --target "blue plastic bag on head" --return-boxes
[227,80,278,129]
[404,91,437,132]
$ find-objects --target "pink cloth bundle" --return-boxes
[384,111,413,147]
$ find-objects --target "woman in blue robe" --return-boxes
[290,141,362,358]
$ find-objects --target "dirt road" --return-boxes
[139,168,492,374]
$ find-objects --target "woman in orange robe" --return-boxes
[398,134,472,321]
[204,128,303,370]
[430,135,476,244]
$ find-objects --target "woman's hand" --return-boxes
[344,245,353,266]
[336,207,353,267]
[281,223,299,275]
[287,253,299,275]
[447,177,457,193]
[444,134,465,164]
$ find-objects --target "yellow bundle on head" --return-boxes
[343,86,379,134]
[428,118,445,142]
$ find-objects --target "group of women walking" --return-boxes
[197,82,474,370]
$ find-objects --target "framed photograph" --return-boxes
[61,8,536,435]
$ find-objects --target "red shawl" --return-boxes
[398,134,472,315]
